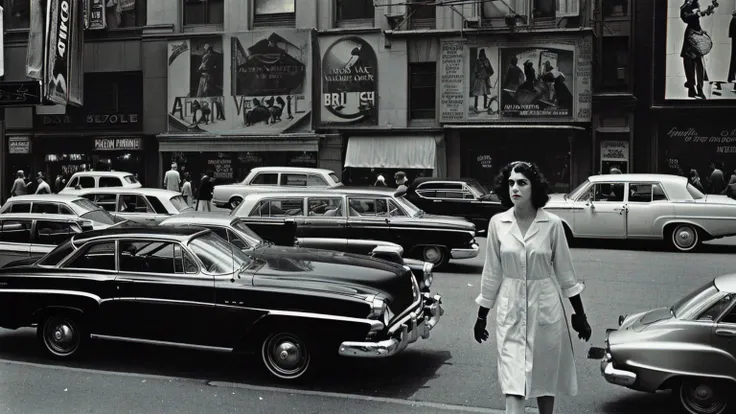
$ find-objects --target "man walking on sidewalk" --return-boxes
[164,163,181,192]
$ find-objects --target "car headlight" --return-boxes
[423,262,434,288]
[368,297,394,325]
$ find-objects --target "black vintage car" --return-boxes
[403,178,505,234]
[0,227,443,381]
[231,187,479,268]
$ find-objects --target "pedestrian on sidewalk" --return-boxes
[196,172,213,212]
[10,170,31,197]
[473,161,592,414]
[164,163,181,192]
[181,173,193,207]
[35,174,51,194]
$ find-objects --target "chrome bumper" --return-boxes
[451,243,479,259]
[601,353,637,387]
[338,293,444,358]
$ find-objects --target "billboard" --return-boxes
[439,38,591,122]
[319,36,378,125]
[664,0,736,100]
[167,30,312,134]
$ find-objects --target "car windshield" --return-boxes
[124,175,138,184]
[686,183,705,200]
[170,195,194,212]
[329,173,341,184]
[393,195,422,217]
[566,180,591,200]
[74,199,121,224]
[187,232,252,274]
[672,280,722,319]
[232,220,266,247]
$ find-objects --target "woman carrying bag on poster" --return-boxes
[680,0,719,99]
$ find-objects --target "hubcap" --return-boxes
[263,333,309,379]
[675,226,697,249]
[682,381,727,414]
[43,318,79,356]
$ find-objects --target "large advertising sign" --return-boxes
[664,0,736,100]
[320,36,378,125]
[439,38,592,122]
[167,30,312,134]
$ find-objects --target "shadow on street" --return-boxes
[0,328,452,400]
[570,239,736,255]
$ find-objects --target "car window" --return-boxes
[86,194,117,212]
[721,301,736,324]
[67,177,79,188]
[79,177,95,188]
[388,199,406,217]
[99,177,123,187]
[307,197,343,217]
[227,229,250,249]
[118,195,152,213]
[583,183,624,202]
[32,202,60,214]
[251,198,304,217]
[146,196,169,214]
[64,241,116,271]
[348,198,388,217]
[9,202,31,213]
[687,183,705,200]
[169,195,193,212]
[329,173,341,184]
[119,240,191,274]
[652,184,668,201]
[251,173,278,185]
[59,205,74,215]
[35,221,81,245]
[124,175,138,184]
[436,191,465,199]
[628,183,653,203]
[416,189,437,198]
[37,240,76,266]
[188,232,252,274]
[208,226,229,241]
[418,182,464,190]
[698,294,734,321]
[307,175,328,186]
[0,220,32,243]
[282,174,308,187]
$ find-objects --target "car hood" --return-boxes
[398,214,476,231]
[619,307,673,333]
[249,246,414,310]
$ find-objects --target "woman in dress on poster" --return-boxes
[474,161,592,414]
[472,49,494,113]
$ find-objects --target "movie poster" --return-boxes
[498,46,575,118]
[467,46,500,120]
[320,36,378,125]
[167,30,312,134]
[664,0,736,100]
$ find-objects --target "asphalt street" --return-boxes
[1,235,736,413]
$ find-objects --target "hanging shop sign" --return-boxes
[8,137,32,154]
[94,137,144,151]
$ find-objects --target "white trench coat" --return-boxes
[475,208,584,398]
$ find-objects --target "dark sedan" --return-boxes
[0,227,443,381]
[230,187,479,268]
[403,178,505,234]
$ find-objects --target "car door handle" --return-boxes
[613,208,627,214]
[716,328,736,337]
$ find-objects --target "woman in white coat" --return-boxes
[473,161,592,414]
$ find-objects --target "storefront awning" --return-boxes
[444,124,587,131]
[157,133,322,153]
[344,136,437,169]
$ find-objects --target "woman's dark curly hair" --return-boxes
[494,161,551,209]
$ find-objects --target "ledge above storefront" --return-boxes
[156,133,324,153]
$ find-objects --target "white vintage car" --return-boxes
[544,174,736,252]
[212,167,343,210]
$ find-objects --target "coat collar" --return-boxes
[499,208,549,243]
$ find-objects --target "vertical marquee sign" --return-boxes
[321,36,378,125]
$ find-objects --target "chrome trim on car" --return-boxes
[451,243,480,259]
[90,334,234,353]
[339,292,443,358]
[267,309,385,333]
[0,289,102,304]
[601,353,637,387]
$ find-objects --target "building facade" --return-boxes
[636,0,736,189]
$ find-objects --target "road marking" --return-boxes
[0,358,536,413]
[208,381,537,413]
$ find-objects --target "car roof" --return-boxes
[250,166,335,175]
[70,171,135,178]
[74,187,180,197]
[72,226,208,244]
[0,213,84,221]
[714,274,736,294]
[411,177,483,185]
[5,194,85,203]
[160,212,235,226]
[243,186,399,199]
[587,174,688,184]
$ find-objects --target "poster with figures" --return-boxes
[467,46,500,120]
[499,46,575,118]
[167,30,312,134]
[665,0,736,100]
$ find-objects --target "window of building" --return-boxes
[253,0,295,28]
[481,0,528,20]
[532,0,579,21]
[4,0,30,30]
[183,0,224,26]
[84,72,143,113]
[602,0,628,19]
[335,0,373,24]
[103,0,147,29]
[409,62,437,120]
[409,0,435,29]
[602,36,630,91]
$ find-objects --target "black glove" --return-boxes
[474,317,489,343]
[571,313,592,342]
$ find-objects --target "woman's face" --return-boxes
[508,170,533,207]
